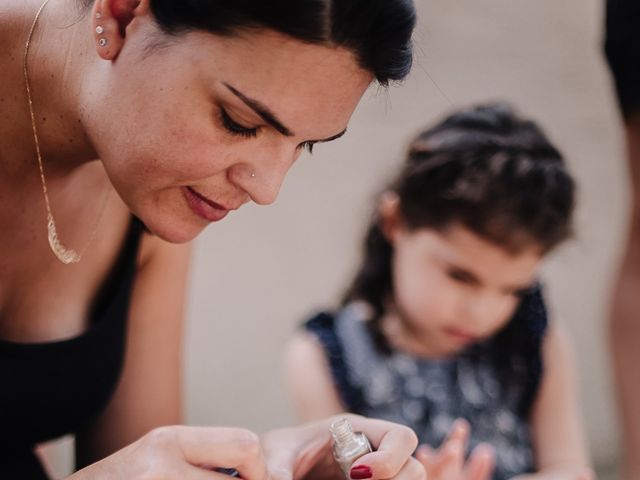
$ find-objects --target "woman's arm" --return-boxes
[75,233,192,467]
[67,261,422,480]
[284,331,346,422]
[512,324,592,480]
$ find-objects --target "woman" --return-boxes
[0,0,421,478]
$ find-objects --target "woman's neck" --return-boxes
[1,0,98,179]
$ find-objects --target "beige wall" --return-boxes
[44,0,626,476]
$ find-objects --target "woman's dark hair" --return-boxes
[79,0,416,85]
[343,102,576,322]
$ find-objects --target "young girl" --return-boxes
[286,104,592,480]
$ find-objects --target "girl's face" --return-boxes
[388,219,542,357]
[82,20,372,242]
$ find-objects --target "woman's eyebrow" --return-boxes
[224,82,293,137]
[222,82,348,143]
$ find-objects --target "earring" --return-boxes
[98,38,108,47]
[95,25,104,34]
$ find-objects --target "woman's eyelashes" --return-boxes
[220,108,258,138]
[219,107,315,153]
[299,141,315,153]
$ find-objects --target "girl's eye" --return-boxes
[220,108,258,138]
[512,286,535,298]
[448,269,473,285]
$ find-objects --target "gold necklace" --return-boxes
[23,0,109,264]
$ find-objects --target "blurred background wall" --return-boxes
[45,0,627,477]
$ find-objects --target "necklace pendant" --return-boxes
[47,214,80,264]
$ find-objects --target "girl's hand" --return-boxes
[261,414,424,480]
[68,426,270,480]
[415,419,494,480]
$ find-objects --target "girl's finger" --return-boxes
[464,444,495,480]
[446,419,470,448]
[436,440,465,480]
[415,444,435,469]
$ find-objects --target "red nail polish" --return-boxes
[350,465,373,479]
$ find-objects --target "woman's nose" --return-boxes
[230,144,299,206]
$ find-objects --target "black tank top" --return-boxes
[0,217,144,479]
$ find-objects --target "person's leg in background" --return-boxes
[605,1,640,478]
[610,112,640,480]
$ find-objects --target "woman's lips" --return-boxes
[182,187,230,222]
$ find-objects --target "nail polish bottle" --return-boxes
[330,418,372,478]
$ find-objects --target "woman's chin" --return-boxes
[137,215,208,244]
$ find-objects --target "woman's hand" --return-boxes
[415,419,494,480]
[261,414,424,480]
[68,426,270,480]
[67,415,422,480]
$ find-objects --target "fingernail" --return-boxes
[350,465,373,479]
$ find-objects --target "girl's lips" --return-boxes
[182,187,230,222]
[443,327,480,344]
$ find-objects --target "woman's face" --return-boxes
[82,21,373,242]
[389,223,541,357]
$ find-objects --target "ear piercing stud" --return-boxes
[95,12,106,47]
[250,173,256,178]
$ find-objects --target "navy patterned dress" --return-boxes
[303,287,548,480]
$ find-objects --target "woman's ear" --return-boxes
[378,192,404,245]
[92,0,150,60]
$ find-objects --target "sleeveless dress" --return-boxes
[304,287,548,480]
[0,217,144,479]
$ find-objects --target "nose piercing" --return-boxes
[250,172,256,178]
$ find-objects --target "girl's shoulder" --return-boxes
[300,302,381,412]
[303,302,376,349]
